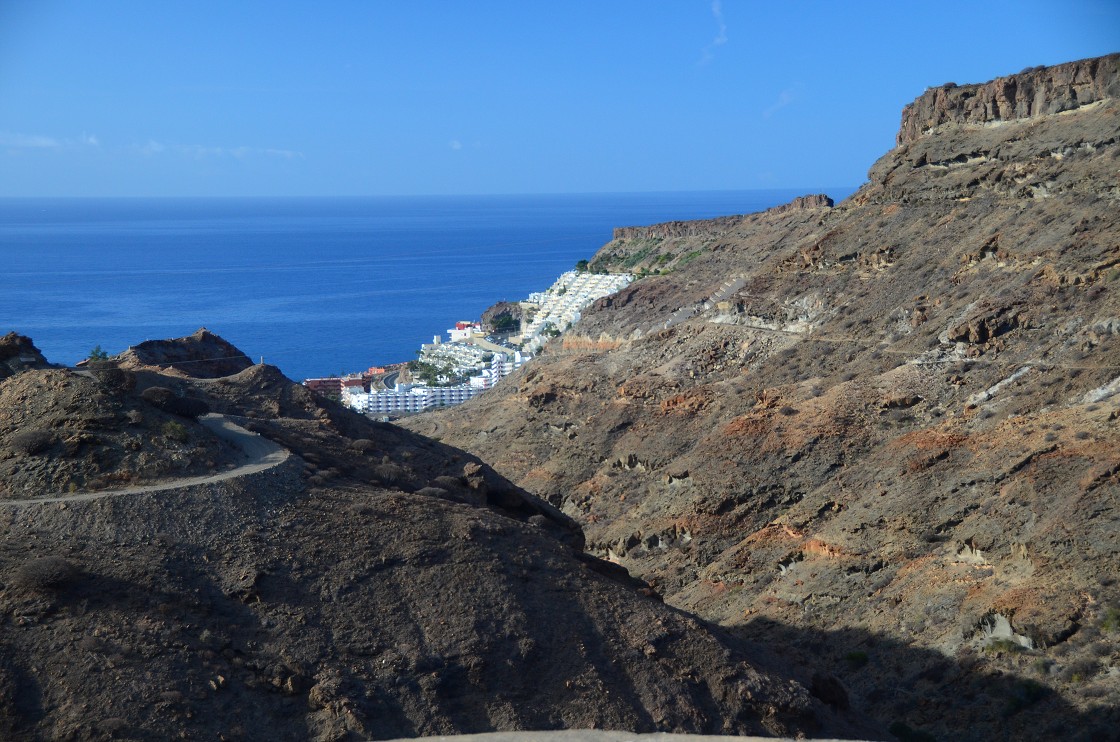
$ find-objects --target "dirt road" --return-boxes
[0,414,289,507]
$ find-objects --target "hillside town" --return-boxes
[303,268,633,418]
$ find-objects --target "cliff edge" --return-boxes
[897,53,1120,145]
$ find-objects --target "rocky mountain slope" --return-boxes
[405,54,1120,741]
[0,332,870,740]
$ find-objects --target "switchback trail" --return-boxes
[0,414,289,507]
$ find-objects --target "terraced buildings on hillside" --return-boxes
[521,271,633,349]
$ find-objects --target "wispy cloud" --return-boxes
[0,131,102,150]
[449,139,463,151]
[1,132,302,161]
[134,141,303,160]
[763,88,797,118]
[698,0,728,66]
[0,132,59,148]
[137,140,166,156]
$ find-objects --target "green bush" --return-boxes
[677,250,703,267]
[162,420,189,443]
[1100,606,1120,633]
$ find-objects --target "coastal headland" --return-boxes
[0,54,1117,741]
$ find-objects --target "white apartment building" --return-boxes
[348,383,482,415]
[347,350,531,417]
[520,271,632,346]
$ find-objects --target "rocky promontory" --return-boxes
[897,53,1120,144]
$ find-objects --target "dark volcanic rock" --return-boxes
[0,332,51,380]
[481,301,523,334]
[117,327,255,378]
[768,193,834,214]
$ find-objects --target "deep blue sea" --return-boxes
[1,190,852,381]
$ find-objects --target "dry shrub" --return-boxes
[12,556,79,591]
[349,438,377,454]
[10,429,54,456]
[92,367,136,392]
[141,386,209,418]
[375,462,407,485]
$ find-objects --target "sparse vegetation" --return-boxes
[1101,606,1120,633]
[620,243,655,269]
[490,314,518,333]
[10,429,54,455]
[984,638,1025,655]
[678,250,703,267]
[12,556,79,591]
[375,461,407,485]
[162,420,189,443]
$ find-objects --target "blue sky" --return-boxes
[1,1,1116,197]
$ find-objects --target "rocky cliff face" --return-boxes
[897,53,1120,145]
[408,55,1120,742]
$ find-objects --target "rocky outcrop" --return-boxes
[612,215,742,241]
[609,196,834,242]
[116,327,255,378]
[0,332,51,380]
[767,194,834,215]
[481,300,523,333]
[897,53,1120,145]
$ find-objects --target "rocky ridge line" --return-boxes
[897,52,1120,145]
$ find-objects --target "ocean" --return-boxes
[1,190,852,382]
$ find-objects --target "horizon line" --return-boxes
[0,186,860,201]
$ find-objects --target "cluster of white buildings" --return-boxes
[346,383,481,416]
[325,270,634,418]
[419,338,493,374]
[344,350,530,417]
[521,271,633,350]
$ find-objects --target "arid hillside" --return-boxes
[405,55,1120,742]
[0,332,870,741]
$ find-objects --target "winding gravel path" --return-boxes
[0,414,289,507]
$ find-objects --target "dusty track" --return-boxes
[0,414,288,506]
